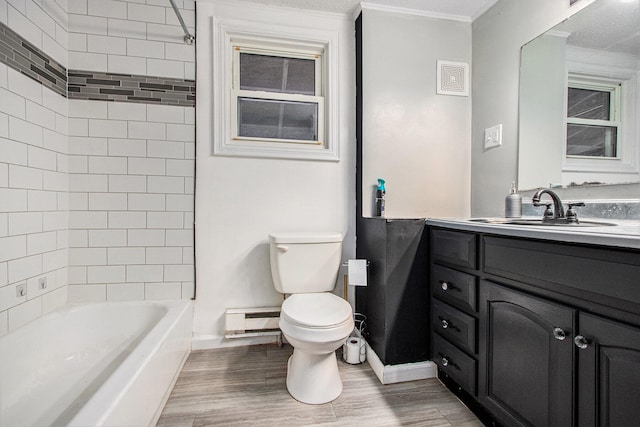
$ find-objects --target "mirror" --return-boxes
[518,0,640,190]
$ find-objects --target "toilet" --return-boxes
[269,232,354,405]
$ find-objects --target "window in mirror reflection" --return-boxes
[566,77,621,158]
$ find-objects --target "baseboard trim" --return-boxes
[192,333,280,350]
[365,340,437,384]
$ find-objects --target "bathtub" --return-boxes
[0,300,193,427]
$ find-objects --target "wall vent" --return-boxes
[437,60,469,97]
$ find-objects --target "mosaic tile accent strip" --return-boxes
[68,71,196,107]
[0,21,67,97]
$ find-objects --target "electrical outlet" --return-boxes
[39,277,47,290]
[484,124,503,149]
[16,283,26,298]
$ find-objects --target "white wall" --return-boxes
[471,0,594,216]
[361,8,471,219]
[194,0,355,347]
[0,0,69,335]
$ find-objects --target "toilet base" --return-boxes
[286,349,343,404]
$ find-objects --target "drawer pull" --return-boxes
[441,319,449,329]
[438,352,460,370]
[553,327,567,341]
[441,281,450,291]
[574,335,590,349]
[437,315,460,332]
[442,357,449,367]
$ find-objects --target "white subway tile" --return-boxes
[108,138,146,157]
[9,164,42,189]
[128,193,165,211]
[166,159,194,177]
[28,190,58,211]
[0,137,28,165]
[184,108,195,125]
[108,55,146,75]
[68,32,87,51]
[68,247,106,266]
[165,42,195,63]
[68,51,107,71]
[0,262,6,286]
[8,212,42,235]
[0,188,28,212]
[87,0,126,18]
[7,69,42,105]
[166,123,194,142]
[108,211,146,228]
[148,176,184,194]
[69,192,88,210]
[26,1,56,38]
[146,104,184,124]
[56,229,68,249]
[42,248,67,272]
[88,193,127,211]
[164,264,193,282]
[128,121,166,140]
[68,136,108,156]
[127,265,163,282]
[8,6,42,49]
[146,58,183,79]
[165,6,194,27]
[28,146,57,170]
[0,281,26,312]
[68,229,88,247]
[69,100,108,119]
[127,39,164,59]
[88,119,127,138]
[107,247,145,265]
[0,235,26,263]
[165,229,193,247]
[0,163,7,187]
[182,247,194,265]
[67,284,106,302]
[43,129,67,154]
[146,247,182,265]
[8,254,42,283]
[8,297,41,332]
[128,157,165,175]
[42,211,68,232]
[182,282,194,300]
[0,2,7,26]
[128,229,164,246]
[147,212,182,229]
[42,90,67,118]
[42,170,67,192]
[69,211,107,229]
[67,0,87,15]
[68,173,107,192]
[108,175,147,193]
[107,102,146,121]
[184,177,194,195]
[107,17,146,39]
[88,156,127,174]
[26,101,56,131]
[127,3,164,23]
[69,13,107,35]
[145,282,181,300]
[147,140,184,159]
[56,153,68,173]
[42,33,67,68]
[107,282,144,301]
[42,286,67,315]
[0,112,8,137]
[9,116,43,146]
[26,271,56,299]
[67,266,87,284]
[147,22,184,44]
[68,155,88,173]
[68,118,88,136]
[0,88,25,120]
[88,229,126,247]
[87,34,126,55]
[87,265,125,283]
[183,211,193,229]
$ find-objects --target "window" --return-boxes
[566,77,621,158]
[231,46,324,145]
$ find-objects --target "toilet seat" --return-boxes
[281,293,352,328]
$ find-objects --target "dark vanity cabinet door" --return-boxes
[577,313,640,427]
[479,281,575,427]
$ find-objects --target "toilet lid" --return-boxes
[281,293,353,329]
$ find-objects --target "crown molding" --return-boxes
[360,1,471,23]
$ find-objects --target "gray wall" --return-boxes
[471,0,592,216]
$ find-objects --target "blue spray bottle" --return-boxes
[375,178,386,217]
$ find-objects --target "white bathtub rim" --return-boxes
[67,300,193,427]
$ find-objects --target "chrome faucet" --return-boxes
[531,189,585,224]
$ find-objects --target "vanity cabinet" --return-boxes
[429,224,640,427]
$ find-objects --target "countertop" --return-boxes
[426,217,640,250]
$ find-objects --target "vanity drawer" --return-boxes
[431,264,477,313]
[432,229,477,269]
[432,298,476,354]
[432,333,477,395]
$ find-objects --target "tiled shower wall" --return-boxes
[0,0,196,335]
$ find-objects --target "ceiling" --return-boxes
[240,0,499,20]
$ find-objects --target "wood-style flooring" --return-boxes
[156,344,482,427]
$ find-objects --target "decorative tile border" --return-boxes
[0,21,67,97]
[68,71,195,107]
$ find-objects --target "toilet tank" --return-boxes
[269,232,343,294]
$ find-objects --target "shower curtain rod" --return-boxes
[169,0,195,45]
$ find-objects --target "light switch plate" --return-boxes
[484,124,502,149]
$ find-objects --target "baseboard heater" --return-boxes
[224,307,282,343]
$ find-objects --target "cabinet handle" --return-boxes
[442,357,449,367]
[553,327,567,341]
[441,319,449,329]
[441,281,450,291]
[574,335,590,349]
